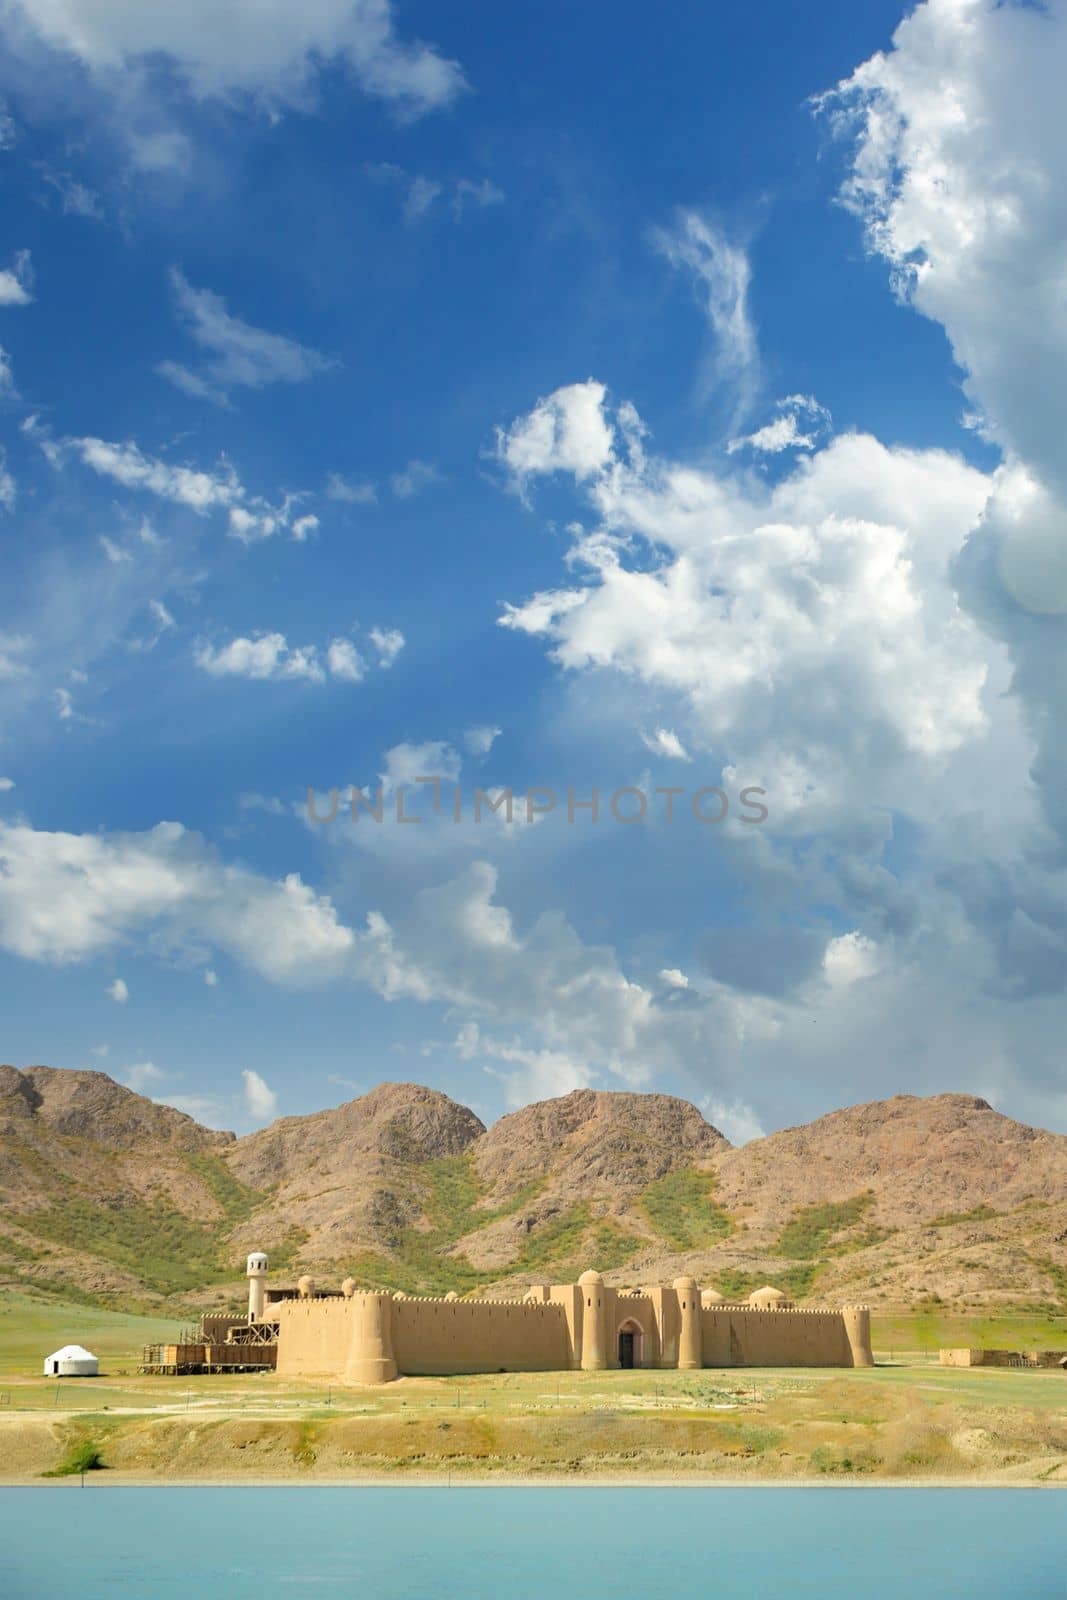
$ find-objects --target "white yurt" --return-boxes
[43,1345,99,1377]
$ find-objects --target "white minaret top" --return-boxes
[247,1251,268,1322]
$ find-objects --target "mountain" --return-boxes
[1,1065,1065,1313]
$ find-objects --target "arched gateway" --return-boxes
[617,1317,644,1369]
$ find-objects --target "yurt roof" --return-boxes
[47,1345,97,1361]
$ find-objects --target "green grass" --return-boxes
[639,1168,732,1251]
[184,1153,264,1226]
[0,1289,184,1373]
[42,1437,106,1477]
[927,1204,999,1228]
[871,1307,1067,1353]
[22,1193,238,1296]
[775,1192,876,1260]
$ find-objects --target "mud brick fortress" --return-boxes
[156,1252,871,1382]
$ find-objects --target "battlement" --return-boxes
[262,1259,874,1383]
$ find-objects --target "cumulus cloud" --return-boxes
[326,637,366,682]
[821,0,1067,612]
[0,777,14,791]
[495,379,615,496]
[196,630,390,685]
[241,1067,278,1122]
[2,0,467,122]
[658,968,689,989]
[107,977,128,1003]
[498,384,993,820]
[0,249,33,306]
[0,819,357,980]
[159,269,337,403]
[369,626,404,666]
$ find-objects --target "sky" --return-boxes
[0,0,1065,1141]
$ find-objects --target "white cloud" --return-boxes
[641,728,691,762]
[390,459,440,498]
[3,0,467,121]
[196,631,375,685]
[369,626,404,666]
[380,740,461,793]
[155,360,229,408]
[821,0,1067,612]
[107,977,128,1003]
[124,1060,164,1092]
[54,687,74,720]
[90,1043,108,1057]
[0,345,16,392]
[0,449,14,511]
[204,968,218,987]
[0,818,356,980]
[463,725,501,757]
[326,472,377,505]
[161,269,337,401]
[69,435,243,513]
[99,535,131,564]
[241,1067,277,1123]
[0,633,29,681]
[402,174,443,222]
[326,637,366,681]
[702,1098,765,1146]
[498,387,994,817]
[0,777,13,791]
[149,599,174,631]
[651,211,758,422]
[495,379,615,495]
[0,249,33,306]
[728,395,832,456]
[36,167,102,218]
[291,513,319,542]
[452,177,505,218]
[658,968,689,989]
[195,633,325,684]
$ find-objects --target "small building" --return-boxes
[43,1344,99,1377]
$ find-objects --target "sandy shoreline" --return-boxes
[2,1472,1064,1489]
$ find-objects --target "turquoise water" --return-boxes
[1,1487,1064,1598]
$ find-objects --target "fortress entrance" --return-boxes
[617,1319,644,1369]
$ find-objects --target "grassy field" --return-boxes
[0,1291,1064,1484]
[0,1290,184,1373]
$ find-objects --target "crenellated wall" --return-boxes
[270,1278,873,1383]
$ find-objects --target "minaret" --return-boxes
[247,1251,268,1322]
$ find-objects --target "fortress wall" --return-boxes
[547,1284,583,1368]
[274,1299,354,1378]
[649,1287,680,1368]
[701,1307,859,1367]
[393,1297,572,1376]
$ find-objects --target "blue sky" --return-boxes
[1,0,1065,1139]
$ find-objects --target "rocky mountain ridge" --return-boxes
[1,1065,1064,1313]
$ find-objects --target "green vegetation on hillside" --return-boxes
[927,1204,999,1228]
[775,1192,876,1260]
[639,1168,732,1251]
[335,1160,647,1296]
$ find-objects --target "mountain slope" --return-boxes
[1,1066,1065,1313]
